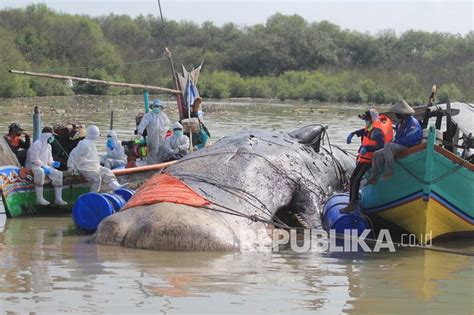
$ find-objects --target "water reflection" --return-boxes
[0,216,472,313]
[0,96,472,313]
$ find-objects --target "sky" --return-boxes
[1,0,472,35]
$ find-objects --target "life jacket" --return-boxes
[357,115,393,164]
[4,135,20,149]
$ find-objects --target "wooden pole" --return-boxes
[9,69,181,94]
[110,110,114,130]
[113,160,176,176]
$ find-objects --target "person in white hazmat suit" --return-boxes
[25,127,67,206]
[163,122,190,162]
[67,125,123,193]
[101,130,126,169]
[136,99,170,164]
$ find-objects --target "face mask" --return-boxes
[106,138,114,149]
[174,130,183,137]
[152,107,161,114]
[48,136,55,144]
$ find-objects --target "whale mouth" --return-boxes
[93,202,272,251]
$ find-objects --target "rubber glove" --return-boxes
[360,147,367,155]
[41,165,52,175]
[52,161,61,169]
[106,138,114,150]
[134,135,144,144]
[346,132,354,144]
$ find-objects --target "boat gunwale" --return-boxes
[396,143,473,172]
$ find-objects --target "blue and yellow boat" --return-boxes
[360,102,473,244]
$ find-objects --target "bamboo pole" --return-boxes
[9,69,181,94]
[113,160,176,176]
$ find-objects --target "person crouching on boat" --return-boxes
[341,109,393,213]
[368,100,422,184]
[67,125,123,192]
[136,99,170,165]
[163,122,190,162]
[4,122,31,166]
[101,130,126,169]
[25,127,67,206]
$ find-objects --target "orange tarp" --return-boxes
[122,173,210,210]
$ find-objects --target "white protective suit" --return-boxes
[25,132,66,206]
[163,122,190,161]
[137,110,170,164]
[67,125,122,193]
[101,130,126,169]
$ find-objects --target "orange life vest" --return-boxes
[357,115,393,164]
[4,134,20,148]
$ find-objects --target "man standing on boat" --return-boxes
[136,99,170,165]
[341,109,393,213]
[4,122,31,166]
[368,100,422,184]
[25,127,67,206]
[67,125,124,192]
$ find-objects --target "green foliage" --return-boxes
[30,78,74,96]
[437,83,462,103]
[0,6,471,103]
[0,27,35,97]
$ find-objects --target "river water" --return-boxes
[0,95,472,314]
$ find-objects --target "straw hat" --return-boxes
[390,99,415,115]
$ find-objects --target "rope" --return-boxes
[175,150,328,201]
[174,172,292,227]
[197,200,473,257]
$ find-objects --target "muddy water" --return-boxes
[0,95,472,313]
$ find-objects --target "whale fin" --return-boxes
[289,124,327,152]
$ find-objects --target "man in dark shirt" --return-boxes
[4,122,30,166]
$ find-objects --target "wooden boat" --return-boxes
[360,102,474,244]
[0,149,175,218]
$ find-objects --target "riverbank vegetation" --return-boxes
[0,4,472,104]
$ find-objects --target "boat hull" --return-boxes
[361,127,474,244]
[0,162,175,217]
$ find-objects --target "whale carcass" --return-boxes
[93,125,355,251]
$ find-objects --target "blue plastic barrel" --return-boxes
[72,193,115,233]
[113,188,135,202]
[322,193,369,235]
[102,193,126,211]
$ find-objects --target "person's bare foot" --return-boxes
[367,177,378,185]
[382,171,393,180]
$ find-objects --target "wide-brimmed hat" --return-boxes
[390,99,415,115]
